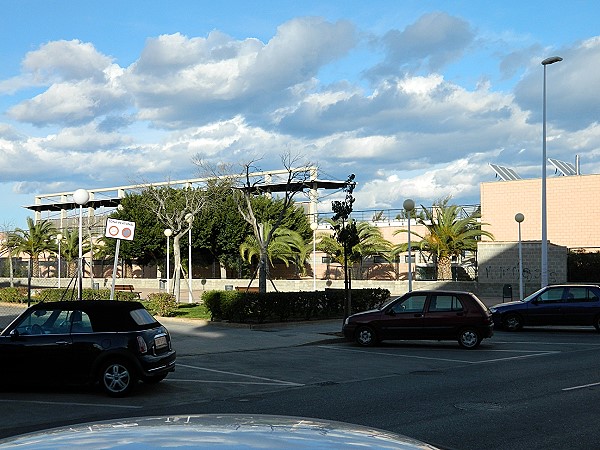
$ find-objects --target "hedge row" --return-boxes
[201,288,391,323]
[0,287,141,303]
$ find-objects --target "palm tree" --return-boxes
[9,218,57,277]
[59,229,91,278]
[240,222,306,282]
[317,220,392,279]
[392,197,494,280]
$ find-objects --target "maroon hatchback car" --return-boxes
[343,290,494,349]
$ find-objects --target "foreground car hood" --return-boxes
[348,309,382,320]
[491,301,524,310]
[0,414,439,449]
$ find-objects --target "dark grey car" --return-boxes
[0,300,176,396]
[490,284,600,331]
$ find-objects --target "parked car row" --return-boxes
[2,284,600,399]
[342,284,600,349]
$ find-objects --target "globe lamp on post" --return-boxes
[515,213,525,301]
[185,213,194,302]
[73,189,89,300]
[164,228,173,294]
[310,221,319,291]
[403,199,415,292]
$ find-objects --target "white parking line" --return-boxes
[562,381,600,391]
[0,399,142,409]
[177,363,304,386]
[169,379,300,386]
[318,346,475,363]
[318,345,560,364]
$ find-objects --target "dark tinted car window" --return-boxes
[566,287,599,302]
[130,308,157,326]
[70,310,93,333]
[537,287,565,304]
[429,295,463,312]
[392,295,426,313]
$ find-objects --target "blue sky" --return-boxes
[2,0,600,228]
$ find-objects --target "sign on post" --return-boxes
[105,218,136,300]
[105,218,136,241]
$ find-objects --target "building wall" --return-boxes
[481,174,600,250]
[477,241,567,297]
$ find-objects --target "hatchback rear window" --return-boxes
[130,308,158,326]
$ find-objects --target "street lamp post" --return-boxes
[185,213,194,303]
[515,213,525,300]
[541,55,562,288]
[403,199,415,292]
[73,189,89,300]
[164,228,172,294]
[56,233,62,289]
[310,221,319,291]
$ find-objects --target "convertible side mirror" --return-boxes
[385,309,396,316]
[9,329,20,340]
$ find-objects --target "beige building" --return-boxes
[481,173,600,251]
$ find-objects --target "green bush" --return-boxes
[202,290,223,320]
[0,287,27,303]
[201,288,390,324]
[146,292,177,317]
[35,288,140,302]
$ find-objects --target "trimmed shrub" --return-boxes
[146,292,177,317]
[0,287,27,303]
[202,290,224,320]
[35,288,139,302]
[201,288,390,324]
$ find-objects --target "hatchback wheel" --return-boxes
[458,328,481,349]
[503,314,523,331]
[101,360,135,397]
[355,326,378,347]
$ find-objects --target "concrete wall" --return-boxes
[477,241,567,296]
[0,277,522,305]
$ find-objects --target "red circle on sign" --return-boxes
[122,228,132,238]
[109,226,119,236]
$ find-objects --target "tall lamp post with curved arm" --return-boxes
[541,55,562,288]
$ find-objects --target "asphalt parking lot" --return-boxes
[2,321,600,449]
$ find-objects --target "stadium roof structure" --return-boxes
[24,167,351,223]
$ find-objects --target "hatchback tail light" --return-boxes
[136,336,148,354]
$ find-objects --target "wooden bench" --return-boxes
[235,286,260,293]
[114,284,141,298]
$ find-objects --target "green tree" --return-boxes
[234,156,315,293]
[317,220,392,277]
[58,229,91,277]
[392,197,493,280]
[240,222,306,284]
[9,218,57,277]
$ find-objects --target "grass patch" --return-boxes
[170,302,211,320]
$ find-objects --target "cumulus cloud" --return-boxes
[2,13,600,219]
[367,12,475,78]
[123,17,356,128]
[514,37,600,131]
